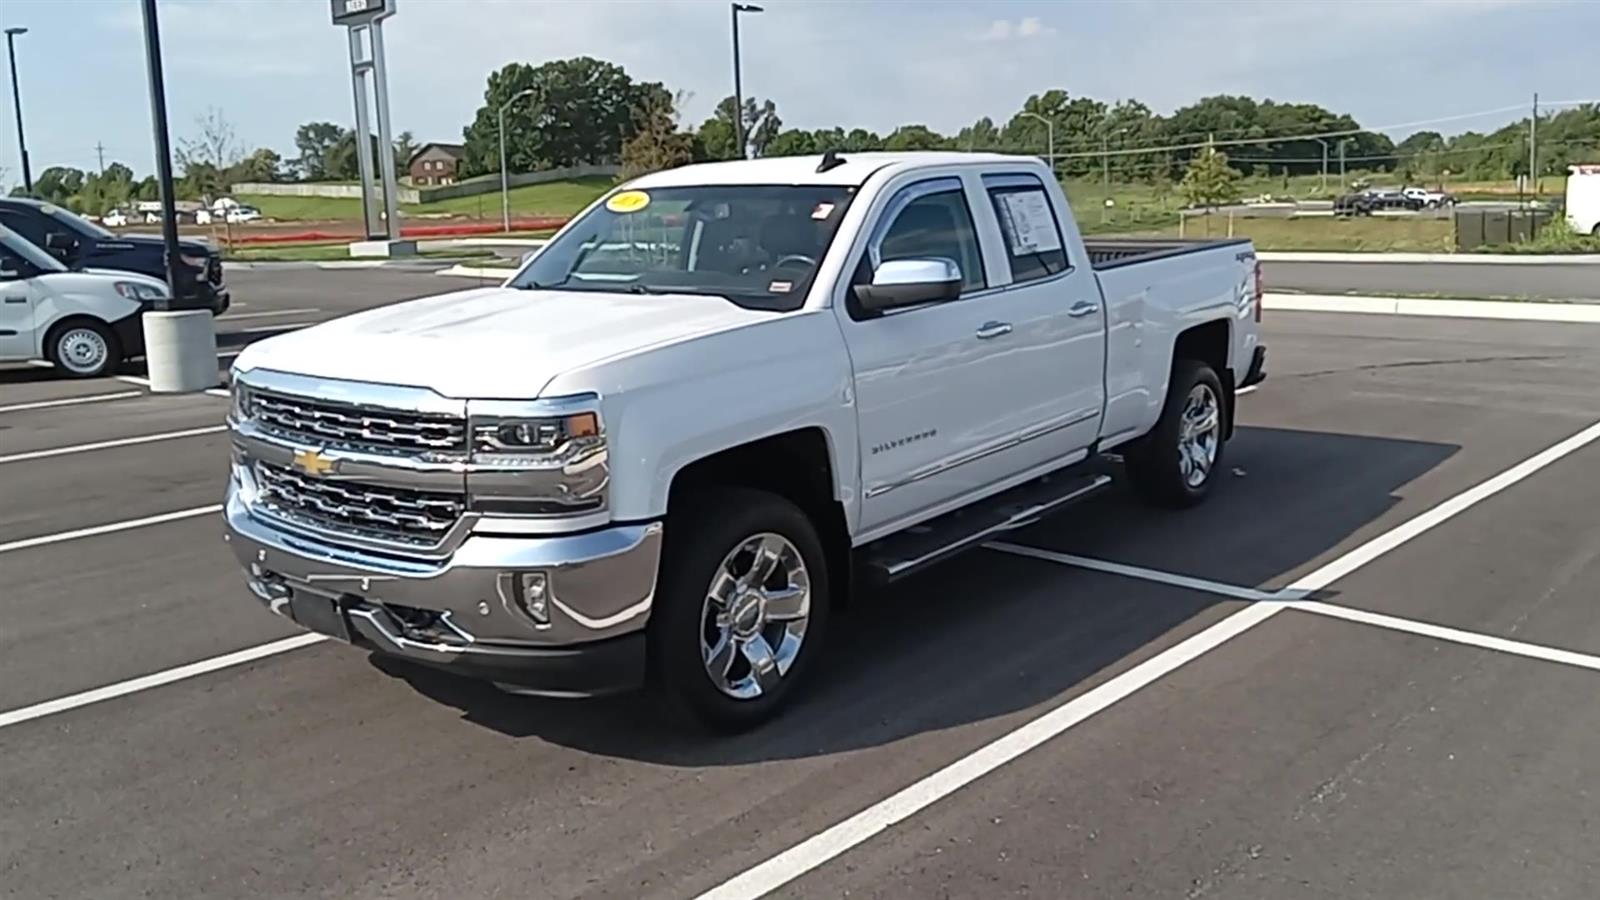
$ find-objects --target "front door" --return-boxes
[839,173,1089,539]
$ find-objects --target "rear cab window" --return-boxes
[982,173,1069,284]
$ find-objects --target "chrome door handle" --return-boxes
[1068,301,1101,318]
[975,321,1013,339]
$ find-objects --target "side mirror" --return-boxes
[853,258,963,312]
[45,232,78,255]
[0,256,36,280]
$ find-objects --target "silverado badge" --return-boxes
[291,447,339,478]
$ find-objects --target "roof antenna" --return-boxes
[816,149,846,173]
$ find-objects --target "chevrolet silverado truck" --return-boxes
[224,151,1266,729]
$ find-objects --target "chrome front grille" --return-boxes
[253,460,464,547]
[248,390,467,456]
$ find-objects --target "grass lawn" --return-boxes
[237,176,614,222]
[1111,214,1455,252]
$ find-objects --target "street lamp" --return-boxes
[1019,111,1053,176]
[4,26,30,194]
[1313,138,1330,193]
[1099,126,1132,224]
[498,87,535,232]
[731,3,762,159]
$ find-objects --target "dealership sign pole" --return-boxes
[332,0,410,255]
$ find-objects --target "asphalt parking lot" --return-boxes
[3,270,1600,899]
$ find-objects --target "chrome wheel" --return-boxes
[699,532,812,700]
[57,327,110,375]
[1177,383,1220,488]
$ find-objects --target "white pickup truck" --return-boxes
[224,151,1266,729]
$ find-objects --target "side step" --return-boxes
[858,469,1113,584]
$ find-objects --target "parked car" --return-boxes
[1566,164,1600,236]
[223,151,1266,730]
[1334,189,1423,216]
[1401,187,1456,209]
[0,224,170,377]
[225,205,262,225]
[102,209,131,228]
[0,198,229,314]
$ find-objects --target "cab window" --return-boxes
[870,179,986,294]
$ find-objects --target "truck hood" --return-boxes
[233,285,775,399]
[91,233,214,257]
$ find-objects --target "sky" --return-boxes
[0,0,1593,185]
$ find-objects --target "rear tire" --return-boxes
[46,319,121,379]
[1125,359,1226,508]
[648,486,830,731]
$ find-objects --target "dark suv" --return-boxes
[0,198,229,314]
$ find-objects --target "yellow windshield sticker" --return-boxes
[606,190,652,214]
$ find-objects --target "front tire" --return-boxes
[1125,359,1226,508]
[648,487,830,731]
[46,319,121,379]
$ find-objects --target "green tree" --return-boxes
[954,116,1001,151]
[619,91,695,179]
[177,107,241,197]
[392,131,418,175]
[227,148,284,185]
[1179,143,1241,209]
[462,57,665,175]
[883,124,946,151]
[293,121,346,181]
[33,166,85,206]
[765,129,818,157]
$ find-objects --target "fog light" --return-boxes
[500,572,550,626]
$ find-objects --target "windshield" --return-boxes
[0,224,68,273]
[510,184,857,312]
[43,204,114,240]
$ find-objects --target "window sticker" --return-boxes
[769,280,794,293]
[810,202,836,220]
[997,190,1062,255]
[605,190,652,214]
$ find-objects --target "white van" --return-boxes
[0,224,171,378]
[1567,164,1600,236]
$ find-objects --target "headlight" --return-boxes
[229,380,252,424]
[179,253,210,270]
[114,281,170,302]
[467,399,609,516]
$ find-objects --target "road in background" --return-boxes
[1264,260,1600,301]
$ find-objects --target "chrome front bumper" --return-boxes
[223,481,661,696]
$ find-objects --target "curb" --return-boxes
[1259,252,1600,264]
[1264,293,1600,323]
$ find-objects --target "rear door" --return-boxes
[0,248,39,359]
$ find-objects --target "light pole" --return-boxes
[1313,138,1329,193]
[1019,111,1053,176]
[498,87,535,232]
[1338,138,1350,190]
[731,3,762,159]
[4,26,30,194]
[1099,126,1131,224]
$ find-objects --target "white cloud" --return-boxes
[975,16,1056,42]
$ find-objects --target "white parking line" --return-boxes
[697,415,1600,900]
[1236,384,1259,395]
[0,425,227,464]
[1291,601,1600,673]
[237,322,314,334]
[0,634,327,730]
[985,542,1278,601]
[0,391,142,414]
[218,307,319,321]
[0,504,222,554]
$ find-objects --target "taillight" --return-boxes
[1253,261,1264,323]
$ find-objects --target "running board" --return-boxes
[858,470,1113,584]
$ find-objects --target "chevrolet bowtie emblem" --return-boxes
[291,447,339,477]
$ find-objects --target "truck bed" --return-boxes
[1084,237,1253,270]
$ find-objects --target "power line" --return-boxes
[1055,100,1598,160]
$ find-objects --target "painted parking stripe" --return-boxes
[0,504,222,555]
[0,634,327,730]
[0,425,227,464]
[986,542,1277,601]
[218,307,319,321]
[0,391,142,414]
[696,415,1600,900]
[237,322,314,334]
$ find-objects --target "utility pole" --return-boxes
[4,27,31,194]
[95,141,106,173]
[730,4,763,159]
[1524,93,1538,203]
[1018,110,1053,176]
